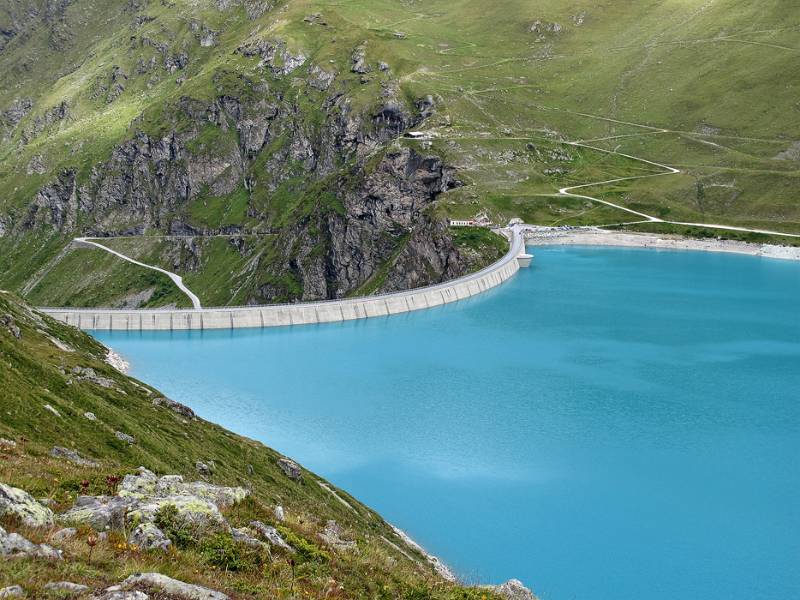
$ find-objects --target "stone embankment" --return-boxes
[40,227,526,331]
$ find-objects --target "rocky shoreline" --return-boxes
[524,228,800,261]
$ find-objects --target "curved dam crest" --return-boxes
[41,227,527,331]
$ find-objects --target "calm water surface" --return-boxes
[96,247,800,600]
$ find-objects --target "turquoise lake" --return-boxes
[95,246,800,600]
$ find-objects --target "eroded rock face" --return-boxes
[20,59,469,305]
[0,483,54,527]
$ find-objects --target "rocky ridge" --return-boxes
[4,23,470,306]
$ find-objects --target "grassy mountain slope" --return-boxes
[0,0,798,308]
[0,290,501,598]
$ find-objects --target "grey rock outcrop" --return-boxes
[0,585,25,598]
[195,461,213,476]
[43,404,61,417]
[106,573,229,600]
[529,20,563,38]
[231,527,264,548]
[276,457,302,480]
[320,520,356,552]
[235,39,306,76]
[20,101,69,143]
[308,65,335,91]
[128,522,172,551]
[72,366,116,388]
[115,431,136,444]
[44,582,90,594]
[0,526,61,560]
[62,467,248,537]
[351,43,370,74]
[0,483,54,527]
[93,592,149,600]
[50,446,99,468]
[60,495,137,530]
[51,527,77,543]
[1,98,33,130]
[487,579,538,600]
[1,315,21,339]
[153,396,196,419]
[249,520,293,552]
[26,154,46,175]
[24,168,78,229]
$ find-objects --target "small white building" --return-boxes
[449,219,476,227]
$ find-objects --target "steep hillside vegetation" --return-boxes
[0,0,797,308]
[0,290,531,598]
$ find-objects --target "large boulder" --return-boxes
[0,586,24,598]
[128,522,171,551]
[231,527,264,548]
[60,495,137,530]
[44,582,89,594]
[105,573,229,600]
[50,446,99,468]
[120,468,247,508]
[153,397,195,419]
[128,496,226,530]
[487,579,538,600]
[319,520,356,552]
[249,521,293,552]
[0,483,54,527]
[276,458,302,481]
[118,467,158,498]
[51,527,77,543]
[178,482,247,509]
[0,526,62,560]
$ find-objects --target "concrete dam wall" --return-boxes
[41,228,526,331]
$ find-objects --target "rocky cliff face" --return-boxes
[15,59,468,304]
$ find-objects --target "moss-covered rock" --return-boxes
[0,483,54,528]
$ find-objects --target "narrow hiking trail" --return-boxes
[75,237,202,309]
[558,140,800,238]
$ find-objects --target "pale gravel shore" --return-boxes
[104,347,130,373]
[523,228,800,261]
